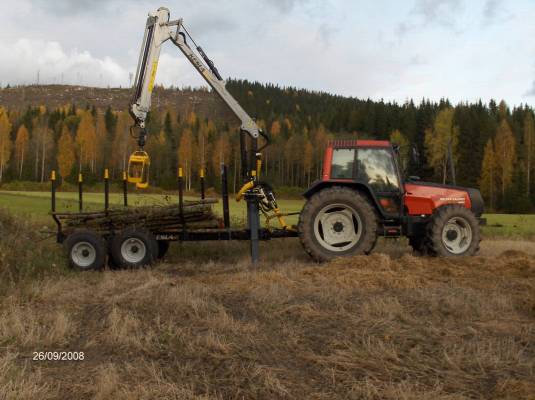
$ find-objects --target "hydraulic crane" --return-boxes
[128,7,266,189]
[127,7,294,262]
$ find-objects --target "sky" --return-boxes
[0,0,534,107]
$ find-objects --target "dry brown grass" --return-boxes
[0,209,65,293]
[1,208,535,399]
[0,353,57,399]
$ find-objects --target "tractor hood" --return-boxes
[404,181,484,217]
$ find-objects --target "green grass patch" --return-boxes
[1,191,534,237]
[0,191,304,227]
[482,214,535,238]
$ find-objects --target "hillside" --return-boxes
[0,81,534,212]
[0,84,236,123]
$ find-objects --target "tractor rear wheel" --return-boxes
[426,205,480,257]
[298,187,378,262]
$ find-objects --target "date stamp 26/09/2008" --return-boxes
[32,352,85,361]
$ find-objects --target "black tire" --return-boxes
[110,228,158,269]
[157,240,170,259]
[408,236,428,256]
[64,230,107,271]
[426,205,481,257]
[105,237,120,270]
[298,187,378,262]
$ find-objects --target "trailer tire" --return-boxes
[106,238,120,270]
[299,187,378,262]
[110,228,158,269]
[426,205,481,257]
[157,240,170,259]
[64,230,107,271]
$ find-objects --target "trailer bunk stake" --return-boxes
[221,164,230,230]
[78,173,83,212]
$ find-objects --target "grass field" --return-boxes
[1,191,535,399]
[1,190,534,237]
[1,208,535,399]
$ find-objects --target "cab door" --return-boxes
[355,147,403,218]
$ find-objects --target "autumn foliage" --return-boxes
[0,81,533,212]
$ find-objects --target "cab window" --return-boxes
[331,149,355,179]
[356,148,400,192]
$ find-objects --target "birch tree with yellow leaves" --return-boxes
[76,111,97,173]
[494,119,516,199]
[479,139,497,210]
[15,124,29,179]
[57,125,76,178]
[424,108,459,184]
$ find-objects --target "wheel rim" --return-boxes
[441,216,473,255]
[121,238,147,264]
[313,203,363,252]
[71,242,97,269]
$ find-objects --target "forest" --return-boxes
[0,79,533,213]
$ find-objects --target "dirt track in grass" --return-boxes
[1,233,535,399]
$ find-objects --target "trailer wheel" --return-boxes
[299,187,378,262]
[111,228,158,269]
[64,230,106,271]
[157,241,170,259]
[426,205,480,257]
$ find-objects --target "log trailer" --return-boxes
[55,7,485,270]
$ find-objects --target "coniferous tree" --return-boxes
[523,112,535,197]
[0,108,12,182]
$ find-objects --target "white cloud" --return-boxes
[0,38,129,87]
[153,52,207,88]
[0,1,533,107]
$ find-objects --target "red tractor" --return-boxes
[298,140,485,261]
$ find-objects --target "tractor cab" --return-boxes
[320,140,404,216]
[127,151,150,189]
[310,139,483,219]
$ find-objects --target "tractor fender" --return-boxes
[303,181,387,219]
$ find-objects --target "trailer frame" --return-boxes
[50,165,298,270]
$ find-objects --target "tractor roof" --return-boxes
[328,140,391,148]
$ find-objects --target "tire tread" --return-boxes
[298,186,378,262]
[426,205,481,257]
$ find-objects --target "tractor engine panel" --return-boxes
[404,183,472,216]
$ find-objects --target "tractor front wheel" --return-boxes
[298,187,378,262]
[426,205,480,257]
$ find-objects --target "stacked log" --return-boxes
[53,199,221,234]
